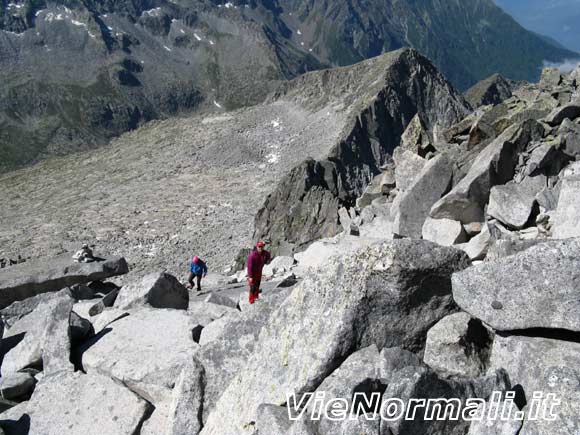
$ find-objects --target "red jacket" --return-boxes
[247,250,271,279]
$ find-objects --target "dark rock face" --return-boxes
[254,49,470,254]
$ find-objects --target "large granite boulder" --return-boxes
[0,371,151,435]
[392,154,454,238]
[0,255,128,309]
[79,308,197,404]
[1,290,74,377]
[200,240,469,434]
[423,312,493,378]
[488,335,580,435]
[452,239,580,332]
[114,272,188,310]
[430,120,544,224]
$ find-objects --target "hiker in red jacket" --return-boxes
[247,241,271,304]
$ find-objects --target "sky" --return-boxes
[495,0,580,53]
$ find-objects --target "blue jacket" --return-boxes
[190,260,208,275]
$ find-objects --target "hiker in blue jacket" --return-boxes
[187,256,208,291]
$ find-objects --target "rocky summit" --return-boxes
[1,14,580,435]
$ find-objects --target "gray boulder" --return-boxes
[423,312,493,378]
[552,175,580,239]
[0,371,151,435]
[422,217,467,246]
[489,335,580,435]
[0,372,36,401]
[0,255,128,309]
[79,308,197,404]
[382,366,510,435]
[392,154,454,238]
[487,176,545,229]
[88,288,119,316]
[453,239,580,332]
[1,290,74,377]
[455,222,492,261]
[114,272,188,310]
[200,240,469,434]
[545,102,580,126]
[430,120,544,224]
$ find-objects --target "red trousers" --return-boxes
[248,277,261,304]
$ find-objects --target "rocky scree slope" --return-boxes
[1,0,577,171]
[0,56,579,435]
[0,48,467,280]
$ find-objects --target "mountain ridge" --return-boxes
[0,0,577,172]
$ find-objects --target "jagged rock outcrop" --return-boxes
[464,74,516,108]
[254,49,470,255]
[430,120,545,224]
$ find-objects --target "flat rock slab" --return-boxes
[79,308,197,404]
[453,239,580,332]
[0,255,128,309]
[0,371,151,435]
